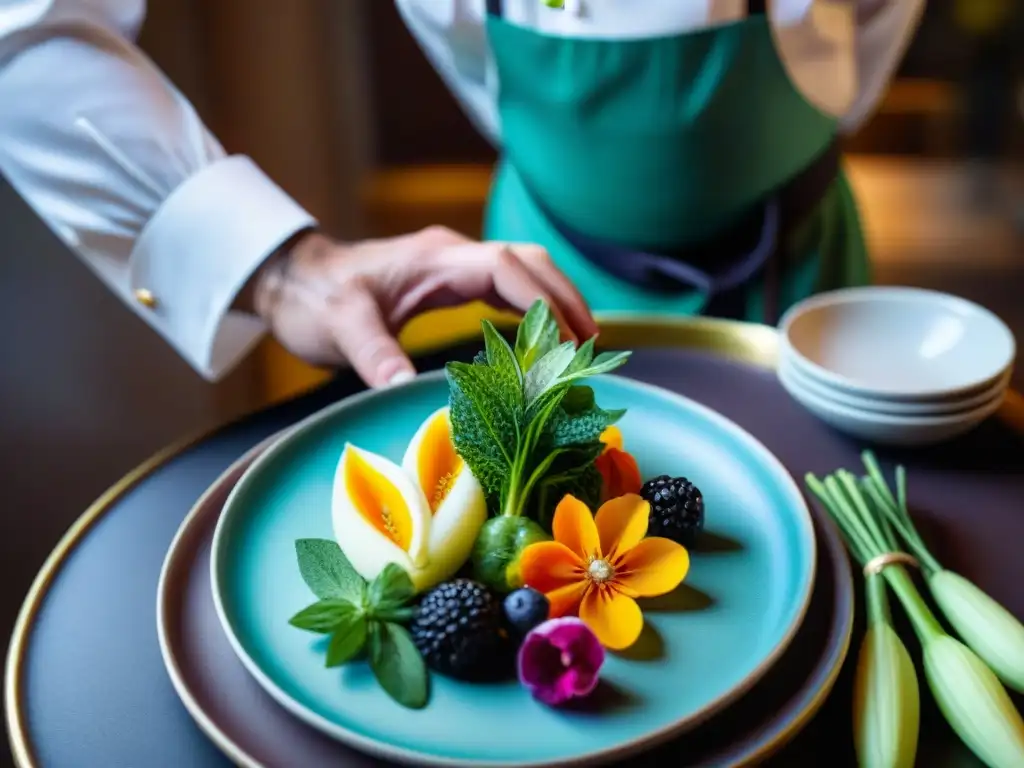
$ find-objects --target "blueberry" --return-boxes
[503,588,550,636]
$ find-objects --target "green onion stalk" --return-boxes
[861,451,1024,694]
[808,461,1024,768]
[807,472,919,768]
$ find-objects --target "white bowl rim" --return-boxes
[779,286,1016,400]
[778,355,1011,416]
[778,362,1006,427]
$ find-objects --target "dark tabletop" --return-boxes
[9,335,1024,768]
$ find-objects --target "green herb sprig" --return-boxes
[807,456,1024,768]
[446,300,630,523]
[289,539,428,709]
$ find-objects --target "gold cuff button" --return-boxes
[134,288,158,309]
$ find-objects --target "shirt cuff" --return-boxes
[128,155,317,381]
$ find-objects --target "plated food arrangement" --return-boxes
[206,300,816,764]
[286,302,706,707]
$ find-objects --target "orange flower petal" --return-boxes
[600,425,624,452]
[615,537,691,598]
[595,449,643,502]
[552,495,601,560]
[579,586,644,650]
[594,494,649,561]
[545,581,589,618]
[519,541,583,593]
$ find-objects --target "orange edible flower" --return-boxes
[519,494,690,650]
[596,426,642,501]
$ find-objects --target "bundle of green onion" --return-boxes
[807,452,1024,768]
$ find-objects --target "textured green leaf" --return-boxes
[559,350,631,385]
[294,539,364,601]
[536,462,604,531]
[369,622,429,709]
[448,301,631,521]
[446,362,517,498]
[560,385,595,414]
[482,320,523,395]
[368,563,415,614]
[524,341,575,404]
[551,402,625,448]
[325,610,368,667]
[514,300,560,372]
[563,337,596,376]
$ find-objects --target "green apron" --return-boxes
[481,1,870,323]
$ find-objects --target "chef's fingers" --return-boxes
[489,246,580,343]
[412,242,577,343]
[501,242,599,341]
[328,285,416,388]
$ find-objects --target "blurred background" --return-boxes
[0,1,1022,754]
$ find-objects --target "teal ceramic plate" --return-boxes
[211,372,816,767]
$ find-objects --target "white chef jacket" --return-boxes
[0,0,924,382]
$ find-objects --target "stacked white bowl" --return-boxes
[778,287,1016,447]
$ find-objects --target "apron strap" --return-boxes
[486,1,768,18]
[517,139,839,326]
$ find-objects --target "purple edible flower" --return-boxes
[517,617,604,706]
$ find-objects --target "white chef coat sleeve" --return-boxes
[842,0,927,131]
[395,0,501,144]
[771,0,926,134]
[0,0,318,381]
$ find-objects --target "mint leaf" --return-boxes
[325,610,368,667]
[524,341,575,404]
[514,300,560,372]
[536,461,604,531]
[368,563,415,614]
[448,300,633,522]
[551,402,624,448]
[560,350,631,384]
[482,321,523,395]
[289,598,359,633]
[446,362,518,499]
[563,337,596,376]
[560,385,595,415]
[295,539,364,601]
[369,622,429,709]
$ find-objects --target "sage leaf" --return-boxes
[524,341,576,404]
[325,610,368,667]
[514,300,560,372]
[369,622,429,709]
[368,563,415,614]
[559,350,631,385]
[563,337,596,376]
[289,598,359,634]
[295,539,364,601]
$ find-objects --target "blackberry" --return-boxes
[641,475,704,546]
[410,579,512,681]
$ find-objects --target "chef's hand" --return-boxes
[239,227,598,387]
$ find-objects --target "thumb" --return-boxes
[328,289,416,388]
